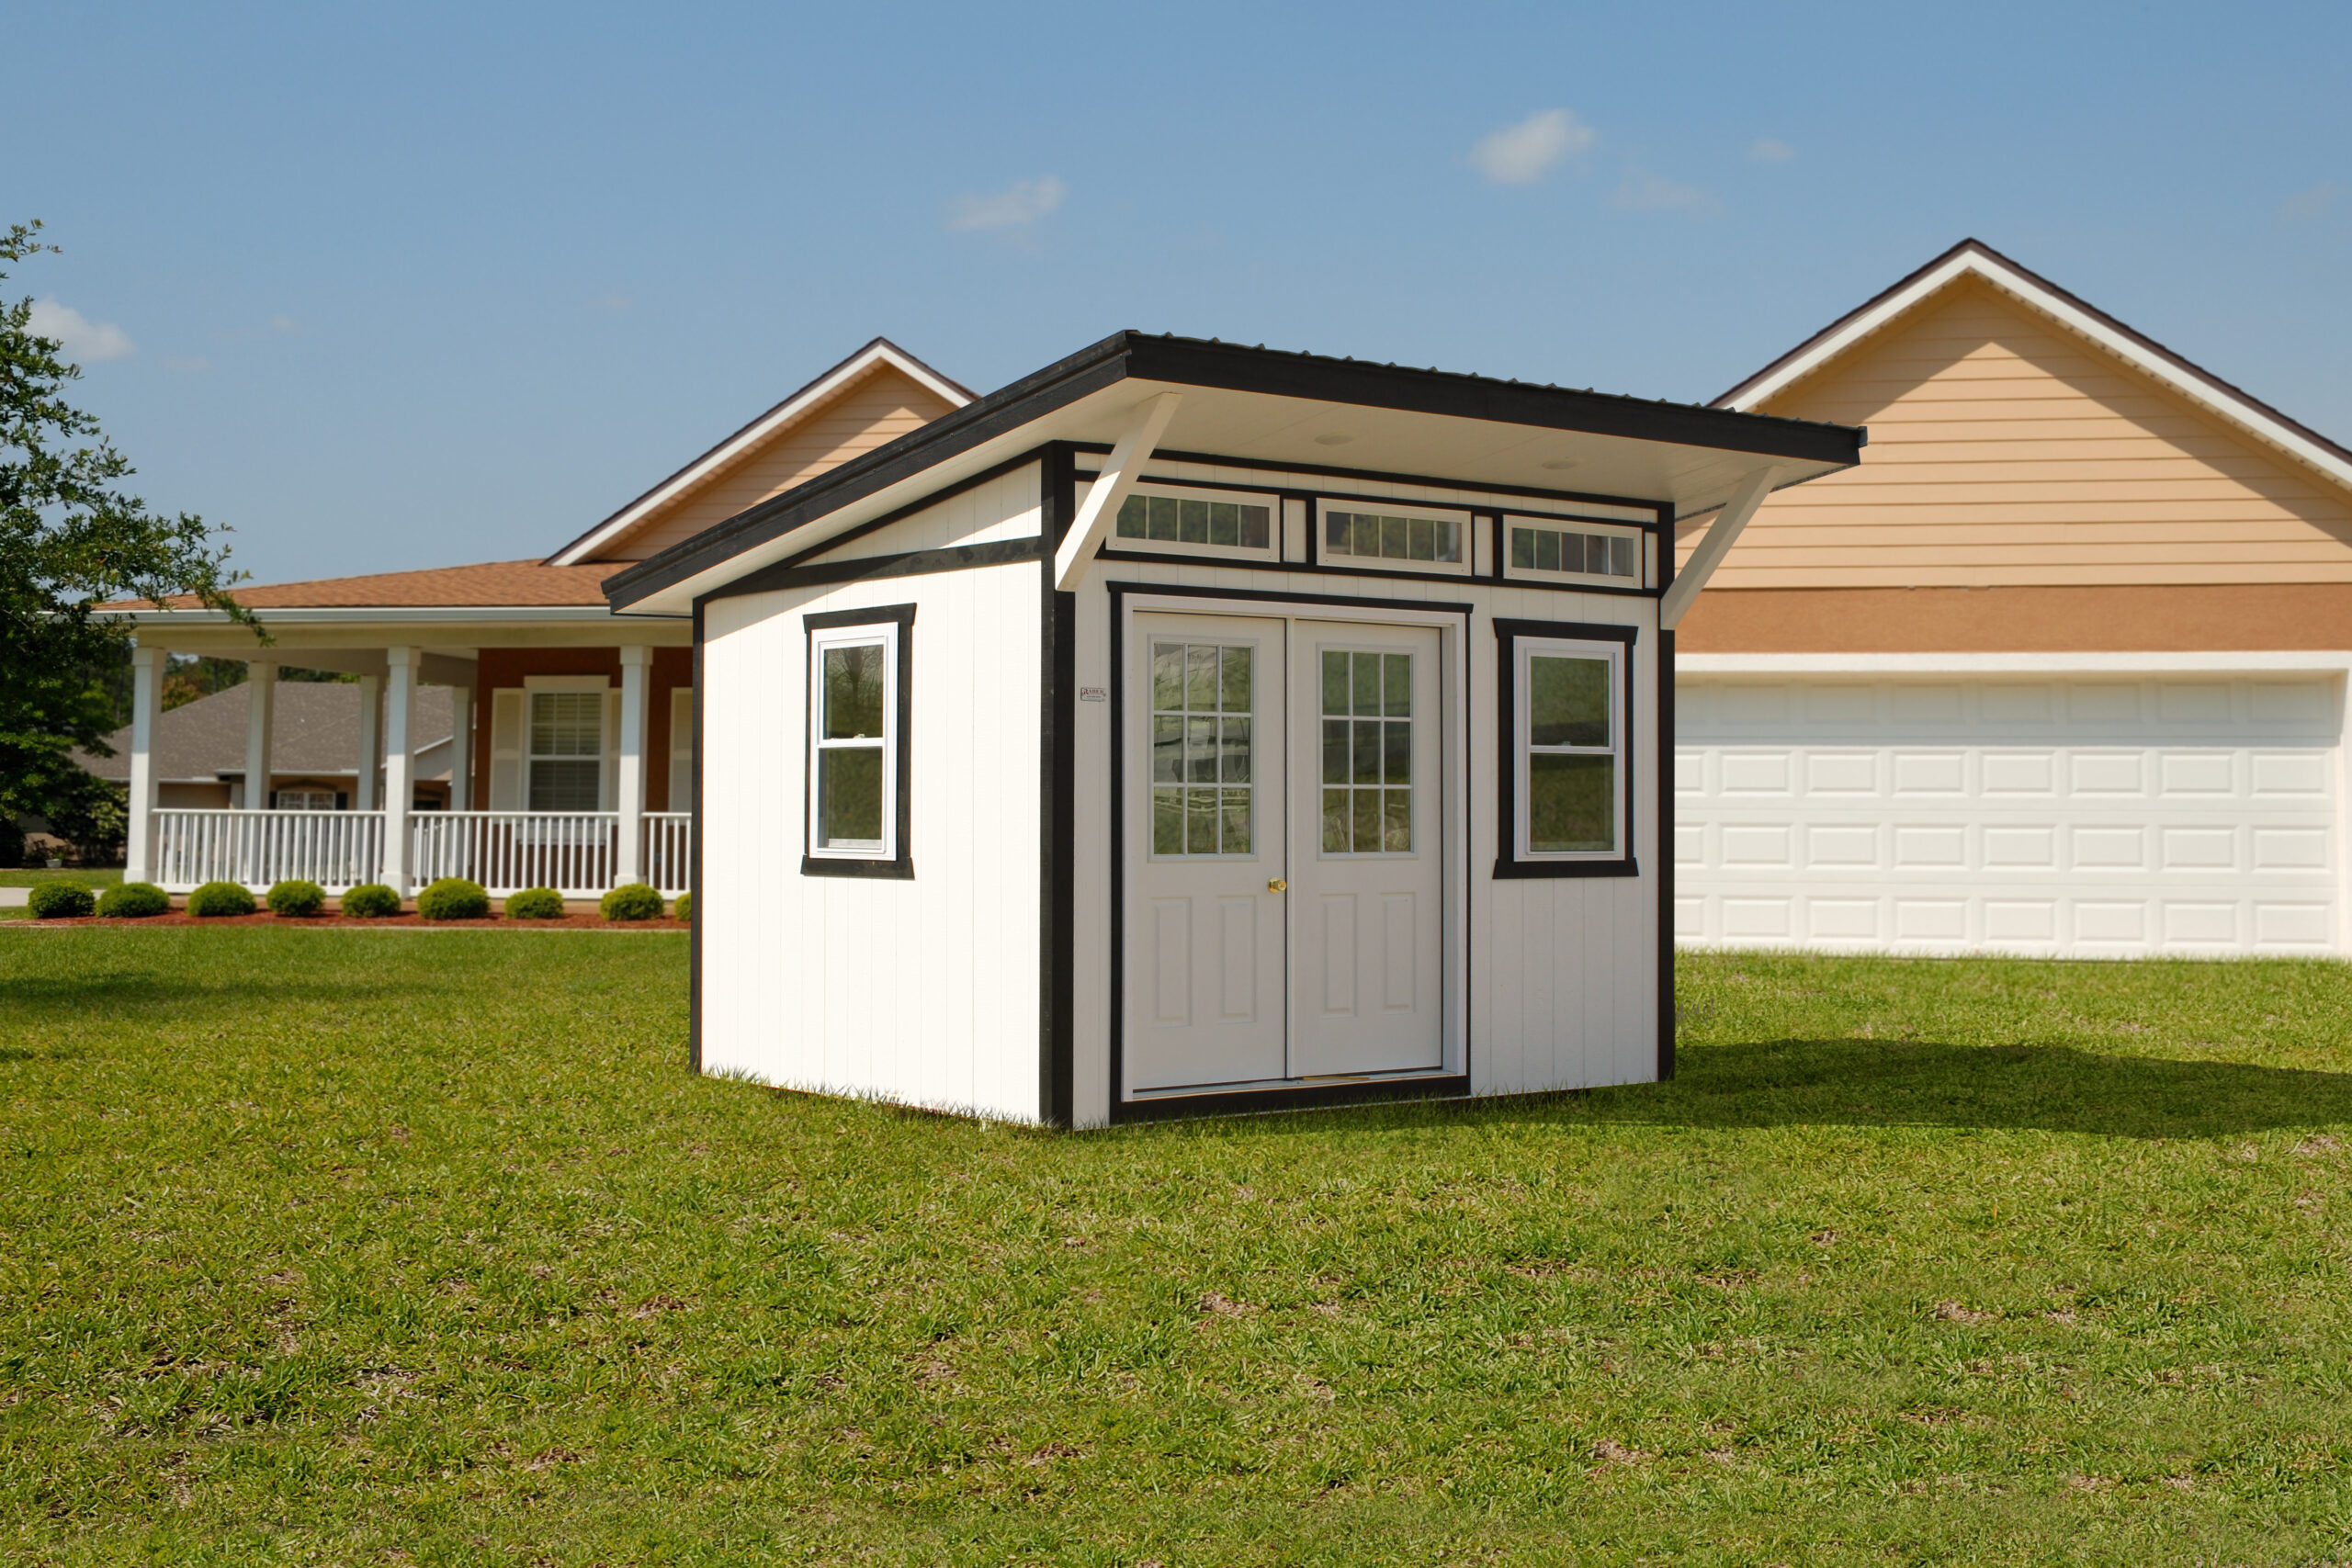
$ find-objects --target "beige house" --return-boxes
[1674,240,2352,956]
[117,338,972,897]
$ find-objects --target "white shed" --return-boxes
[606,334,1861,1125]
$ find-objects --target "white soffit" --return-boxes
[548,340,976,568]
[1719,243,2352,495]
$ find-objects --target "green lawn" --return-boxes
[4,932,2351,1564]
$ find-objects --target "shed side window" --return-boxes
[1495,620,1637,878]
[803,605,915,878]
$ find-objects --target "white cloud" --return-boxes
[2279,180,2340,223]
[945,175,1068,233]
[1612,169,1717,215]
[1747,138,1796,164]
[27,298,135,361]
[269,313,299,333]
[1471,108,1595,185]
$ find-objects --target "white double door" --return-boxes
[1125,610,1447,1094]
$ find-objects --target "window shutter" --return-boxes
[601,689,620,811]
[489,689,526,809]
[668,688,694,812]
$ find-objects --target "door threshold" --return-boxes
[1129,1066,1453,1101]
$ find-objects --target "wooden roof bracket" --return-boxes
[1052,391,1182,592]
[1658,464,1783,631]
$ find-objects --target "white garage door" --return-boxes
[1675,676,2344,957]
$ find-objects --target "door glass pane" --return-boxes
[1529,753,1614,853]
[1322,789,1349,852]
[1221,789,1251,854]
[1187,644,1217,709]
[1383,653,1410,716]
[1351,719,1381,784]
[1153,643,1185,710]
[1321,719,1348,784]
[818,748,884,847]
[1383,789,1412,852]
[1153,716,1182,783]
[1322,650,1348,715]
[1221,646,1251,712]
[1186,716,1217,782]
[1149,639,1252,857]
[1184,787,1218,853]
[822,645,886,739]
[1352,652,1380,716]
[1154,787,1182,853]
[1220,718,1251,782]
[1529,657,1611,747]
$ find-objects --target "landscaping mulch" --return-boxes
[17,911,687,930]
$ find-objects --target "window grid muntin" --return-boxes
[1148,639,1256,858]
[1320,647,1414,856]
[808,627,897,857]
[1516,639,1623,859]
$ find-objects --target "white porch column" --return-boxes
[447,685,473,811]
[243,660,277,810]
[381,648,415,894]
[616,646,650,884]
[354,675,381,811]
[125,645,163,884]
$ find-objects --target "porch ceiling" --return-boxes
[605,331,1866,615]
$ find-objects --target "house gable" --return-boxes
[1685,250,2352,592]
[551,341,971,567]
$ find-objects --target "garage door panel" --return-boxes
[1678,676,2340,957]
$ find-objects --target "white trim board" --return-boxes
[1679,652,2352,677]
[1717,243,2352,497]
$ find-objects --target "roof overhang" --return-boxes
[548,337,977,568]
[1715,239,2352,494]
[113,604,690,659]
[605,332,1864,615]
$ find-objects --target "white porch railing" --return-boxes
[153,809,386,893]
[146,809,694,899]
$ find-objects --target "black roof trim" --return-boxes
[605,331,1862,610]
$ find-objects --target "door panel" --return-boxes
[1125,614,1287,1090]
[1287,623,1445,1077]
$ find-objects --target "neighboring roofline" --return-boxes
[115,604,620,626]
[546,337,977,568]
[605,330,1864,611]
[1713,238,2352,492]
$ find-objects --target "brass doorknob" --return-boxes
[1267,878,1287,893]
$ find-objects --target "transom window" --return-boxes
[1149,640,1254,857]
[1322,506,1465,569]
[1320,649,1413,854]
[528,691,604,811]
[1118,492,1272,550]
[1504,515,1646,585]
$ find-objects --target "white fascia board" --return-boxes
[549,343,974,568]
[1679,651,2352,676]
[1728,251,2352,493]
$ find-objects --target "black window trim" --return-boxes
[1494,616,1639,880]
[801,603,916,880]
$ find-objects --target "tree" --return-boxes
[1,220,259,855]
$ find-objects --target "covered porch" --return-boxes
[119,583,694,899]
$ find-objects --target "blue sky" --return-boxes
[15,1,2349,585]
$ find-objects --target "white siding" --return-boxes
[700,496,1044,1119]
[806,464,1044,562]
[1675,674,2344,956]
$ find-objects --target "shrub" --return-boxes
[187,881,257,918]
[505,886,564,920]
[266,879,327,918]
[416,877,490,921]
[600,883,663,922]
[27,883,96,919]
[340,884,401,919]
[96,881,170,919]
[673,892,691,922]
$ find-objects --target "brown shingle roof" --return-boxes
[118,560,616,612]
[76,682,453,782]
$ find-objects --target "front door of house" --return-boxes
[1124,609,1445,1097]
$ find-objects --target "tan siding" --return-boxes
[1685,279,2352,589]
[593,365,960,562]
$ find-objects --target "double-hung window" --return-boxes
[1495,620,1635,877]
[804,605,914,878]
[528,692,605,811]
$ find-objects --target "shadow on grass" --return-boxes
[1192,1039,2352,1142]
[3,973,411,1018]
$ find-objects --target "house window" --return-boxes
[1109,483,1279,564]
[527,692,604,811]
[1496,620,1636,878]
[1321,504,1468,570]
[1503,515,1647,586]
[804,605,915,877]
[272,788,340,811]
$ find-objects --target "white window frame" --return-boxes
[1501,513,1653,589]
[522,679,608,814]
[1317,499,1476,577]
[1513,636,1627,864]
[806,622,902,863]
[1104,480,1282,565]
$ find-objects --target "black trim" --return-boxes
[1112,1073,1472,1126]
[1107,578,1475,1122]
[800,604,916,880]
[1493,617,1640,881]
[1092,548,1539,594]
[1040,446,1078,1129]
[689,601,705,1074]
[607,331,1861,610]
[1657,624,1676,1083]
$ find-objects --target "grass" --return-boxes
[3,932,2351,1564]
[0,867,121,919]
